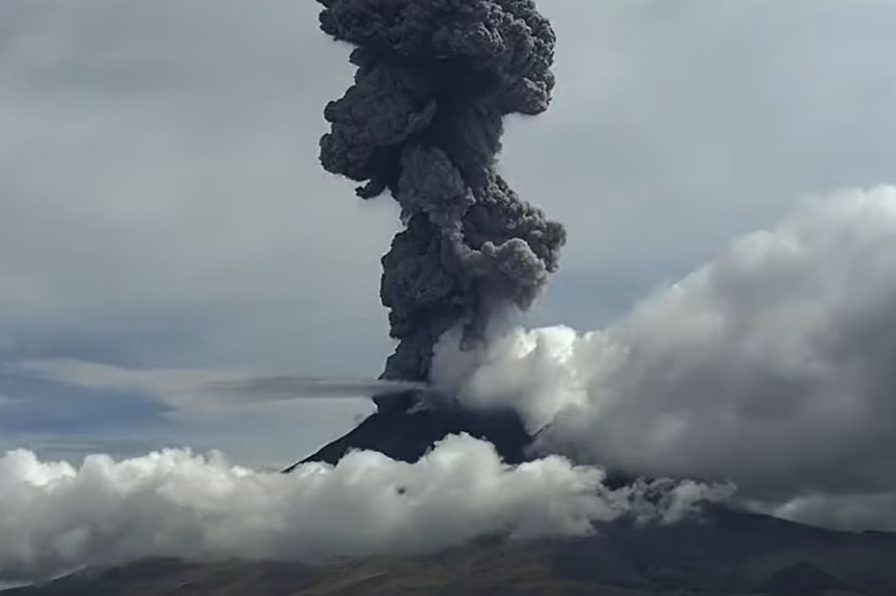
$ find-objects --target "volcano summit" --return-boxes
[302,0,566,464]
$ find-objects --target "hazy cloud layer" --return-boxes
[0,435,727,580]
[6,359,432,409]
[0,0,392,373]
[435,188,896,531]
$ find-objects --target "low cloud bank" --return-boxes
[0,435,725,580]
[434,187,896,530]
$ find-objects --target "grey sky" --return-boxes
[4,0,896,465]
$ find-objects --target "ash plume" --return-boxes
[317,0,566,400]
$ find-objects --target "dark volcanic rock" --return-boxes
[286,397,532,470]
[551,506,896,595]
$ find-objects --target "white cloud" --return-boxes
[434,188,896,528]
[0,436,725,580]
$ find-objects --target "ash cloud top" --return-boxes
[317,0,565,391]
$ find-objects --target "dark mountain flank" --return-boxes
[12,508,896,596]
[290,403,532,469]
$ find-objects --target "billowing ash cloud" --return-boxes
[0,436,726,580]
[317,0,565,395]
[433,187,896,530]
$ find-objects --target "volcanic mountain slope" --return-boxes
[10,507,896,596]
[290,399,532,468]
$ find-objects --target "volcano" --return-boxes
[288,396,532,470]
[292,0,566,474]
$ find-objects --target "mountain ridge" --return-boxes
[9,506,896,596]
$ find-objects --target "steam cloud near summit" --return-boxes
[433,186,896,531]
[317,0,565,391]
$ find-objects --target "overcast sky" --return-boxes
[4,0,896,466]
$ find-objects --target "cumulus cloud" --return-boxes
[0,435,725,580]
[434,187,896,528]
